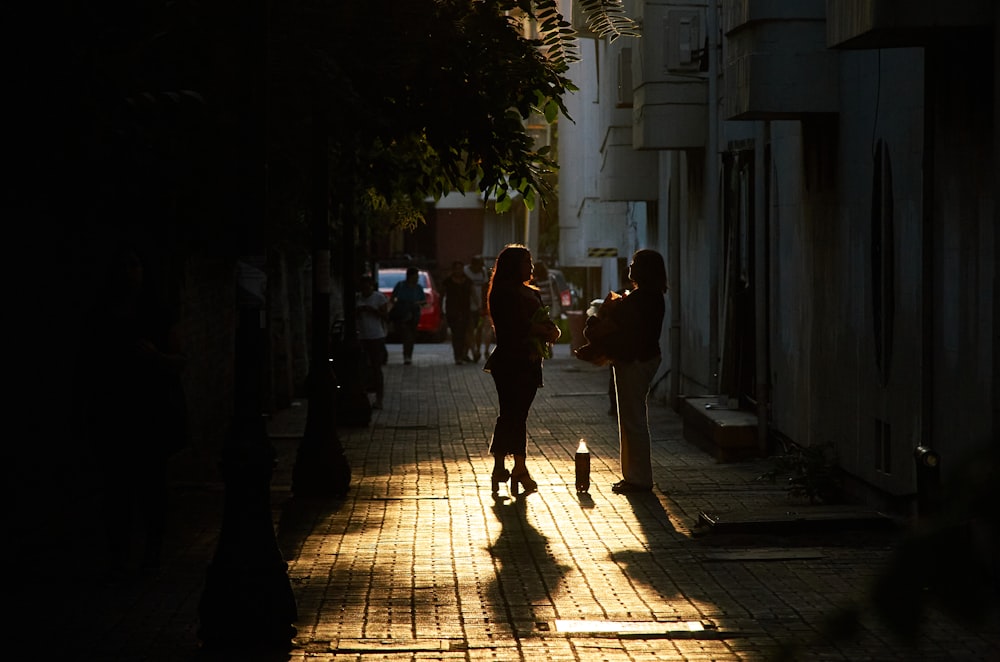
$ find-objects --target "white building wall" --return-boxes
[558,30,601,269]
[560,2,659,282]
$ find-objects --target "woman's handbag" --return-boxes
[573,317,618,366]
[573,292,624,366]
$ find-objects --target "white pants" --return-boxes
[612,356,660,488]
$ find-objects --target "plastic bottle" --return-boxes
[575,438,591,493]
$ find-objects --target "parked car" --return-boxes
[377,267,447,342]
[547,268,580,311]
[536,267,579,317]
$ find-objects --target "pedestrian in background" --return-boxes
[483,244,561,497]
[531,261,556,314]
[389,266,426,365]
[356,275,388,409]
[464,255,489,362]
[439,260,474,365]
[79,246,189,580]
[603,249,667,494]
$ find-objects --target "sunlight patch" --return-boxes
[553,620,705,634]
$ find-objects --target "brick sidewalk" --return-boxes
[37,342,1000,661]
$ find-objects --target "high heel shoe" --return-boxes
[490,468,511,497]
[510,469,537,495]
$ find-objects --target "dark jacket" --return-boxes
[485,283,548,384]
[607,287,664,363]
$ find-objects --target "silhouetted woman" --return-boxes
[606,249,667,494]
[483,244,560,496]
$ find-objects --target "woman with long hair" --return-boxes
[484,244,561,496]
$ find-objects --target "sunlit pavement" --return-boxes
[37,342,999,661]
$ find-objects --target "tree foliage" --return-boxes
[268,0,591,223]
[16,1,639,242]
[576,0,641,41]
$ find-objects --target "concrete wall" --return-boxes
[561,1,996,512]
[433,204,485,281]
[677,149,716,395]
[925,40,996,474]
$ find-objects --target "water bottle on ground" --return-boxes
[575,439,591,493]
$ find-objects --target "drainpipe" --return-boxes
[755,120,770,456]
[920,52,935,492]
[668,151,681,406]
[995,8,1000,441]
[707,0,721,396]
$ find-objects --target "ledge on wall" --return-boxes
[678,396,760,463]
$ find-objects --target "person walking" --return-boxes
[356,275,389,409]
[439,260,474,365]
[483,244,561,497]
[603,249,667,494]
[389,266,426,365]
[464,255,489,362]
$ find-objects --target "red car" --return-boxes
[377,267,447,342]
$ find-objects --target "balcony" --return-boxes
[632,1,709,149]
[826,0,994,49]
[723,0,838,120]
[600,126,659,201]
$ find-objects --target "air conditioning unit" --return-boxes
[571,0,598,39]
[664,9,704,73]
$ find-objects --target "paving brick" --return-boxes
[29,343,1000,661]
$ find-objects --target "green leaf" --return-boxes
[576,0,641,41]
[523,187,536,211]
[544,100,559,123]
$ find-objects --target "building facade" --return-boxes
[559,0,998,513]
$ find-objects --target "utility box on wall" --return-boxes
[664,8,703,73]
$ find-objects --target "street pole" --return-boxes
[336,201,373,428]
[198,259,297,648]
[291,101,352,497]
